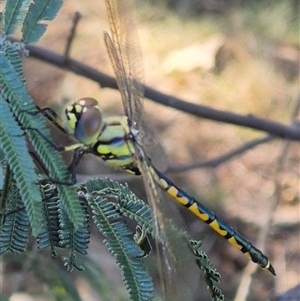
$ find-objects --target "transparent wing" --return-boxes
[104,0,167,171]
[104,0,198,298]
[104,0,143,122]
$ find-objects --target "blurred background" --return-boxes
[3,0,299,300]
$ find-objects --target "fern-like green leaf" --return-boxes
[0,157,12,227]
[87,191,154,301]
[22,0,63,44]
[3,0,32,35]
[0,155,4,190]
[3,40,26,80]
[105,225,154,301]
[0,45,85,233]
[37,182,60,254]
[0,95,43,236]
[58,195,90,269]
[85,178,153,233]
[191,240,224,301]
[0,183,30,254]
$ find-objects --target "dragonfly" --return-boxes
[39,0,275,278]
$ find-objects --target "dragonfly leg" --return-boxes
[67,148,86,183]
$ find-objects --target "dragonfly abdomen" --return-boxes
[148,165,276,275]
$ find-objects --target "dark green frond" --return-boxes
[0,158,12,227]
[37,182,60,254]
[118,195,153,234]
[0,183,30,254]
[191,240,224,301]
[0,46,85,232]
[85,178,153,234]
[2,40,26,79]
[38,181,90,261]
[22,0,63,44]
[0,95,43,236]
[55,185,85,233]
[3,0,32,35]
[58,196,90,256]
[86,192,154,301]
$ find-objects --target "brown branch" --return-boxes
[167,134,275,173]
[9,37,300,141]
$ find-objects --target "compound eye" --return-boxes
[77,97,99,108]
[74,98,103,145]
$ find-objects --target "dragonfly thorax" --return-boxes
[92,115,141,175]
[63,98,103,145]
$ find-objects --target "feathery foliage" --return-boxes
[23,0,63,44]
[3,0,32,35]
[0,178,30,254]
[191,240,224,301]
[0,174,223,300]
[1,1,85,236]
[0,92,43,236]
[2,0,62,52]
[84,178,155,301]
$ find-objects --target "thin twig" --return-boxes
[8,37,300,141]
[167,135,275,173]
[64,12,82,58]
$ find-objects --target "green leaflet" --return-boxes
[22,0,63,44]
[1,0,83,244]
[0,45,84,234]
[191,240,224,301]
[2,0,62,43]
[58,196,90,258]
[0,182,30,254]
[0,94,43,236]
[85,178,153,234]
[3,0,32,35]
[87,192,154,301]
[37,182,61,254]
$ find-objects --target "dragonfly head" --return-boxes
[63,97,103,145]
